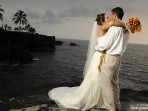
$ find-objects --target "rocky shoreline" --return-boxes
[0,29,55,65]
[0,88,147,111]
[9,101,148,111]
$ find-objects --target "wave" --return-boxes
[120,88,148,102]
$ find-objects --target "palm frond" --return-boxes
[0,14,3,21]
[0,4,4,12]
[14,19,19,25]
[12,17,17,21]
[0,8,4,12]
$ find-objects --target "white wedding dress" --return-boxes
[48,36,116,111]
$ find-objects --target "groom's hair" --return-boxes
[111,7,124,20]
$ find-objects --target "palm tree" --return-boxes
[25,23,31,32]
[25,23,36,34]
[14,27,19,31]
[28,27,36,34]
[4,24,12,31]
[7,26,12,31]
[12,10,27,30]
[0,4,4,21]
[4,24,7,30]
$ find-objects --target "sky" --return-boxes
[1,0,148,44]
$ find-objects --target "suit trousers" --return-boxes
[101,54,121,110]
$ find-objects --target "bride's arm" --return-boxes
[100,20,125,31]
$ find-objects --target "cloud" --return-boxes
[25,7,42,24]
[41,6,99,24]
[42,10,61,24]
[63,0,80,5]
[25,7,61,24]
[58,6,99,19]
[25,6,100,24]
[25,7,42,19]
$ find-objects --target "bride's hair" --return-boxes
[95,13,105,26]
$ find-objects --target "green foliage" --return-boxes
[0,4,4,21]
[3,24,12,31]
[0,5,37,34]
[12,10,27,27]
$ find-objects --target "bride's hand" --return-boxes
[124,23,131,33]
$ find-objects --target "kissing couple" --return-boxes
[48,7,130,111]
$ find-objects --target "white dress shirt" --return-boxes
[95,26,129,56]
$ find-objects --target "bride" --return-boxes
[48,13,125,111]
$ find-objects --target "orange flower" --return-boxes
[127,17,142,33]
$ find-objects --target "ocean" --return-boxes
[0,38,148,110]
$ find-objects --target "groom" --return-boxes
[96,7,129,111]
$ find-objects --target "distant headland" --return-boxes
[0,29,56,65]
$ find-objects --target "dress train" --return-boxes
[48,51,116,111]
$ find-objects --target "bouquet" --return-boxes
[125,17,142,33]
